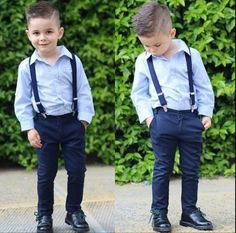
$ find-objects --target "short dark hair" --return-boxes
[132,2,172,36]
[26,1,60,26]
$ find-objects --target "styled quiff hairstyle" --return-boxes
[132,2,172,36]
[26,1,60,26]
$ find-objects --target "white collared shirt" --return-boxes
[131,39,215,123]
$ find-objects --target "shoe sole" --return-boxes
[37,229,53,233]
[180,220,213,230]
[153,226,171,233]
[65,219,90,232]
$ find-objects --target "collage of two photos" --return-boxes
[0,0,235,233]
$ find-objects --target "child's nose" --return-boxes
[149,48,156,54]
[39,34,46,41]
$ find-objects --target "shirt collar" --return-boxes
[29,45,72,64]
[145,39,190,60]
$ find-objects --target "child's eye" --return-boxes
[155,44,161,47]
[47,30,53,34]
[33,32,39,35]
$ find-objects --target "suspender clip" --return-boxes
[163,105,168,112]
[191,105,195,112]
[190,92,195,95]
[35,101,41,105]
[41,113,47,119]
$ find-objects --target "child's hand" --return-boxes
[27,129,42,148]
[146,116,154,128]
[80,120,88,129]
[201,116,212,130]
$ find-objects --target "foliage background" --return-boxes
[115,0,235,183]
[0,0,114,168]
[0,0,235,183]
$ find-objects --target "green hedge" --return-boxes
[115,0,235,183]
[0,0,114,168]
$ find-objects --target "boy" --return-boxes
[14,1,94,233]
[131,2,214,233]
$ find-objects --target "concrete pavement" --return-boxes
[115,177,235,233]
[0,165,114,233]
[0,165,235,233]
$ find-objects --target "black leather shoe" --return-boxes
[65,209,89,232]
[150,210,171,233]
[35,213,53,233]
[180,208,213,230]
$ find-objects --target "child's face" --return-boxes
[138,29,176,57]
[26,17,64,57]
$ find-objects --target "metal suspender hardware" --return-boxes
[29,52,78,118]
[184,48,195,112]
[147,56,168,112]
[69,53,78,116]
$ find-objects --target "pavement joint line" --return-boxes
[54,181,109,233]
[0,200,114,210]
[83,199,114,203]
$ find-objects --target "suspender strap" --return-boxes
[70,53,78,113]
[184,49,195,111]
[147,49,195,112]
[147,56,168,112]
[29,58,46,116]
[29,52,78,117]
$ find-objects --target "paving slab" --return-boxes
[0,166,234,233]
[0,165,114,233]
[115,177,235,233]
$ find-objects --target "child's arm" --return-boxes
[201,116,211,130]
[27,129,42,148]
[191,49,215,126]
[131,56,153,125]
[145,116,154,128]
[80,120,88,129]
[76,57,95,126]
[14,59,35,132]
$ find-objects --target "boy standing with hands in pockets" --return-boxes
[14,1,94,233]
[131,2,214,233]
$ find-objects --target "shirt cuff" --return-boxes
[20,119,34,132]
[78,112,94,124]
[136,105,154,124]
[198,106,214,118]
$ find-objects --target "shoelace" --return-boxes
[74,211,86,221]
[148,210,160,224]
[196,208,206,217]
[34,212,42,222]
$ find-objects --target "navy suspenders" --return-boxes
[147,49,195,112]
[29,62,46,117]
[69,53,78,113]
[185,50,195,111]
[29,53,77,118]
[147,56,168,112]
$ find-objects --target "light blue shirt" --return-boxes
[14,45,95,131]
[131,39,214,123]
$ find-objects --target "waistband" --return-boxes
[35,112,77,120]
[154,107,198,115]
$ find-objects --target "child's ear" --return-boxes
[170,28,176,38]
[58,27,64,39]
[25,29,31,41]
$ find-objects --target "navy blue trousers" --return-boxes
[150,108,205,214]
[34,113,86,216]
